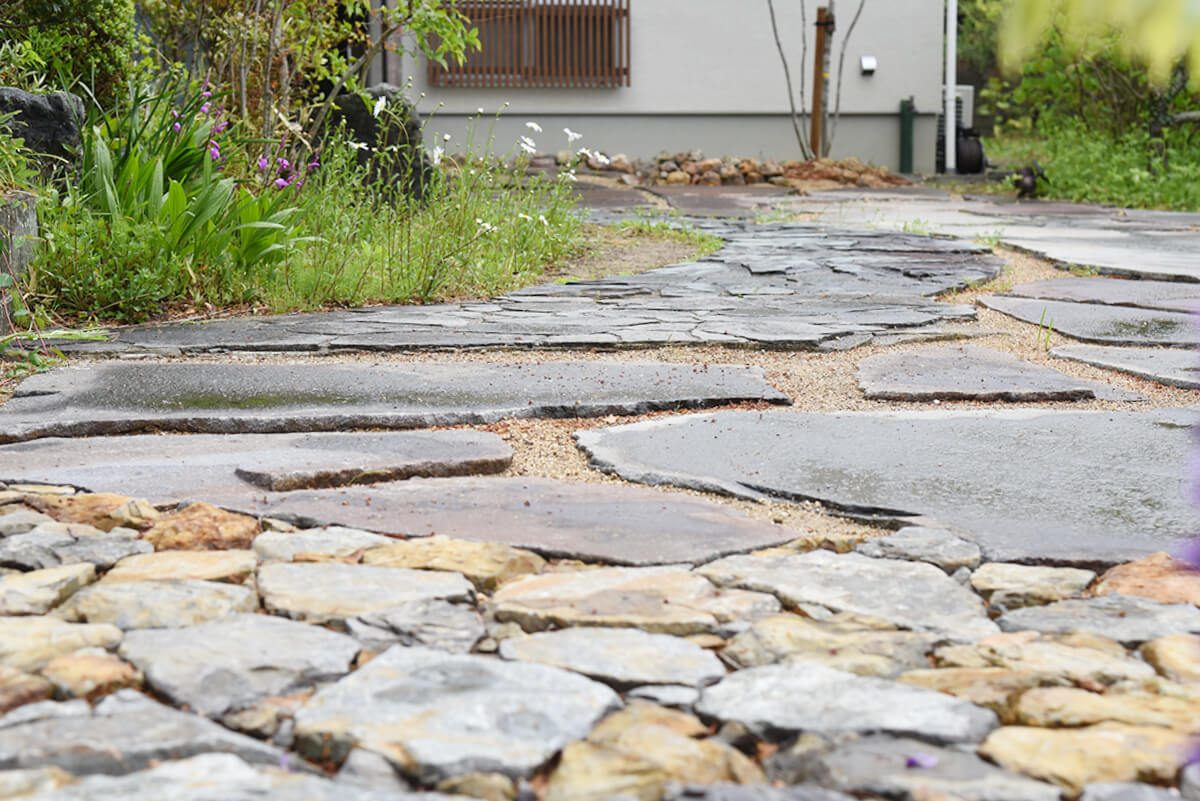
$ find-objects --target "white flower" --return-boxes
[564,127,582,143]
[372,96,387,118]
[519,135,537,154]
[538,214,549,226]
[443,133,452,142]
[577,146,593,159]
[562,169,578,182]
[594,152,611,166]
[526,121,542,133]
[476,217,496,234]
[518,212,533,221]
[477,107,485,115]
[350,141,370,151]
[430,145,444,165]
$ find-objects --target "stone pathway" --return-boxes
[1,185,1199,801]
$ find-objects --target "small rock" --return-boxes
[143,502,258,551]
[855,526,982,572]
[103,498,161,531]
[1091,552,1200,605]
[102,550,256,584]
[1015,686,1200,730]
[0,665,53,715]
[978,724,1190,794]
[698,170,722,186]
[0,530,66,570]
[997,594,1200,645]
[896,668,1067,722]
[970,562,1095,610]
[363,534,545,592]
[0,509,55,537]
[544,740,669,801]
[258,561,475,626]
[0,617,123,672]
[666,170,690,185]
[499,627,726,688]
[589,718,765,785]
[51,535,153,570]
[590,701,709,741]
[253,526,392,562]
[221,690,311,741]
[438,772,517,801]
[38,648,142,700]
[1140,634,1200,683]
[346,598,486,654]
[54,579,258,629]
[0,562,95,615]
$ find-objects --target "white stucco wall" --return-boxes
[377,0,944,171]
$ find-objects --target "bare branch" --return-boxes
[766,0,813,159]
[828,0,865,153]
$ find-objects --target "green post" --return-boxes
[899,97,914,175]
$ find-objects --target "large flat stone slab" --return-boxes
[0,430,511,502]
[576,408,1196,566]
[0,691,289,776]
[0,361,789,444]
[1008,276,1200,314]
[293,645,621,783]
[118,613,360,718]
[206,477,800,566]
[856,345,1142,401]
[996,594,1200,645]
[980,296,1200,347]
[1052,345,1200,389]
[695,663,998,744]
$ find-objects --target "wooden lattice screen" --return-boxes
[430,0,631,89]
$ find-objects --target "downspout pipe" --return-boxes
[944,0,957,172]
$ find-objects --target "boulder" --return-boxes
[0,88,84,179]
[326,84,430,200]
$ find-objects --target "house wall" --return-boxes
[377,0,944,173]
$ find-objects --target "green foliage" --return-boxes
[0,112,41,191]
[1,0,139,105]
[0,40,49,93]
[959,0,1007,75]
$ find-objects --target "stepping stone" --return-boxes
[855,345,1143,401]
[1009,276,1200,314]
[576,408,1195,567]
[697,551,996,642]
[207,477,800,567]
[491,566,780,635]
[499,628,727,688]
[1001,228,1200,282]
[0,361,790,443]
[0,430,512,502]
[257,562,475,625]
[293,646,621,783]
[695,663,998,744]
[765,734,1061,801]
[996,594,1200,646]
[1052,344,1200,389]
[0,691,290,776]
[980,296,1200,347]
[118,614,360,718]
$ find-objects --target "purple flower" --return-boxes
[208,141,221,161]
[170,109,179,118]
[257,156,269,171]
[274,177,290,189]
[172,122,181,132]
[277,158,290,169]
[905,753,938,769]
[307,158,320,169]
[201,90,212,98]
[212,121,229,134]
[199,102,211,115]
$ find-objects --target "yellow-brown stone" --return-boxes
[1091,552,1200,606]
[0,563,96,615]
[143,502,259,551]
[978,724,1190,793]
[26,493,159,531]
[39,648,142,700]
[1140,634,1200,683]
[896,668,1067,722]
[588,701,710,742]
[102,550,256,584]
[363,535,544,592]
[1015,686,1200,731]
[544,741,668,801]
[0,617,123,672]
[436,773,516,801]
[0,665,53,714]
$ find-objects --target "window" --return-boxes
[430,0,631,89]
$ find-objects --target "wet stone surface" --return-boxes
[1008,276,1200,314]
[1051,344,1200,389]
[980,296,1200,348]
[855,345,1144,402]
[577,408,1196,566]
[0,361,789,444]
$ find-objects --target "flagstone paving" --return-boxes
[1051,344,1200,389]
[2,187,1200,800]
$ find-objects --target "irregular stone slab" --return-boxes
[0,563,95,615]
[897,668,1068,721]
[363,535,545,591]
[346,599,486,654]
[577,408,1196,566]
[1015,686,1200,730]
[293,646,621,783]
[695,663,998,744]
[55,579,259,629]
[854,526,981,571]
[0,431,514,505]
[856,345,1142,401]
[210,477,799,567]
[253,526,393,562]
[1080,782,1183,801]
[1052,345,1200,389]
[962,632,1157,687]
[697,551,996,642]
[22,493,158,531]
[50,535,152,570]
[499,627,726,688]
[491,566,781,635]
[0,362,789,444]
[722,614,940,678]
[970,562,1096,611]
[766,734,1061,801]
[997,594,1200,645]
[0,666,52,715]
[1140,634,1200,683]
[102,550,256,584]
[981,296,1200,347]
[0,509,55,536]
[1091,552,1200,605]
[143,502,259,551]
[1010,276,1200,314]
[0,531,71,571]
[544,740,671,801]
[118,613,359,717]
[258,562,475,625]
[39,648,142,700]
[979,724,1190,794]
[0,692,290,776]
[0,617,122,672]
[627,685,701,710]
